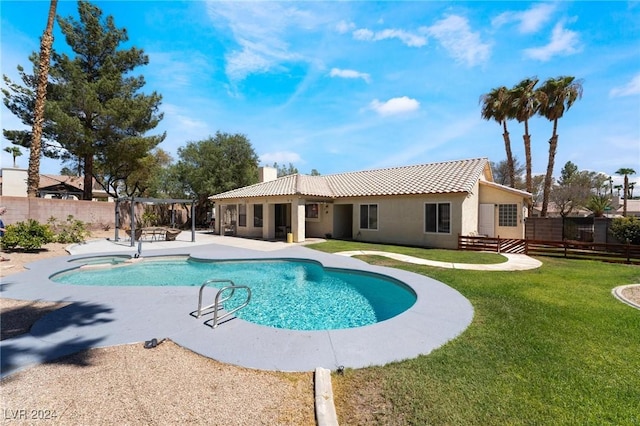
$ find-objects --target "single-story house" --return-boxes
[209,158,532,249]
[0,168,112,201]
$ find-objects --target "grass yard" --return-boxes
[307,241,640,425]
[310,240,507,264]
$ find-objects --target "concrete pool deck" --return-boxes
[1,232,500,377]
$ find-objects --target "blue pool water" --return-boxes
[52,258,416,331]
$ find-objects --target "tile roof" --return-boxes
[210,158,491,200]
[39,174,85,190]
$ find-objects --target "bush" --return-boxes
[1,219,55,251]
[47,215,90,244]
[610,216,640,245]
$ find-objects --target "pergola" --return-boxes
[115,197,197,247]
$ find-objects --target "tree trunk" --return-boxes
[27,0,58,198]
[83,154,93,200]
[523,120,532,216]
[623,175,628,216]
[541,120,559,217]
[502,121,515,188]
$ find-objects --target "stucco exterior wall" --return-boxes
[461,180,480,236]
[478,184,527,239]
[338,193,467,249]
[1,169,28,197]
[214,181,528,248]
[304,202,333,238]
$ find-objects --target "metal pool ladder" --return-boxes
[190,279,251,329]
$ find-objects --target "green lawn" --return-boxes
[308,241,640,425]
[308,240,507,264]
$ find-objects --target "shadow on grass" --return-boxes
[0,301,114,378]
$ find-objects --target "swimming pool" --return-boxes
[52,257,417,331]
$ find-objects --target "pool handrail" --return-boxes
[192,279,252,329]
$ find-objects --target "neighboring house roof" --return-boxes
[211,158,502,200]
[39,174,85,191]
[616,199,640,216]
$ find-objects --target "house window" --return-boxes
[253,204,263,227]
[238,204,246,227]
[499,204,518,227]
[305,203,319,219]
[360,204,378,230]
[425,202,451,233]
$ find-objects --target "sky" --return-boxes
[1,1,639,188]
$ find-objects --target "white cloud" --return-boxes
[369,96,420,116]
[260,151,303,165]
[610,74,640,97]
[353,28,426,47]
[524,21,581,61]
[423,15,491,67]
[329,68,371,83]
[205,2,322,81]
[492,4,556,34]
[335,20,355,34]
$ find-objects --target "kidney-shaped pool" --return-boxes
[52,257,417,331]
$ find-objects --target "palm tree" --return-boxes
[4,146,23,168]
[27,0,58,198]
[586,194,611,217]
[613,184,623,197]
[616,168,636,216]
[480,86,515,187]
[511,77,542,210]
[538,76,584,217]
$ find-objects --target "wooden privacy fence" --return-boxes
[458,235,640,265]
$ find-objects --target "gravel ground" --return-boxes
[0,233,315,425]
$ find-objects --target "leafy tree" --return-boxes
[530,175,546,205]
[615,167,636,216]
[272,162,299,177]
[124,148,173,197]
[538,76,583,217]
[59,166,76,176]
[175,132,259,220]
[28,0,58,197]
[491,157,525,189]
[551,161,606,217]
[610,216,640,245]
[510,77,542,196]
[49,1,164,199]
[480,86,515,187]
[558,161,579,185]
[3,146,23,168]
[309,169,321,176]
[2,62,63,159]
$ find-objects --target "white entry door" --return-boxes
[478,204,495,237]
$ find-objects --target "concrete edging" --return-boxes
[315,367,339,426]
[612,284,640,310]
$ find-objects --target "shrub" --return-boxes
[1,219,55,251]
[610,216,640,245]
[47,215,90,243]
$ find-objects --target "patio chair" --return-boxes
[164,228,181,241]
